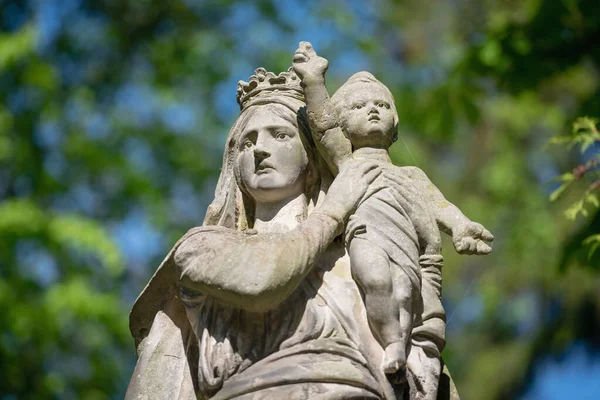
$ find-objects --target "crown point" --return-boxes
[236,67,303,109]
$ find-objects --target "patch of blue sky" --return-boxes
[43,150,67,181]
[129,52,156,83]
[114,83,160,129]
[447,285,542,338]
[506,290,541,338]
[84,112,110,140]
[34,120,63,148]
[123,137,159,176]
[63,95,84,124]
[287,15,350,57]
[56,53,84,86]
[112,208,164,271]
[15,240,59,287]
[69,183,101,216]
[49,181,103,215]
[582,142,600,165]
[329,50,372,80]
[452,291,484,326]
[272,0,310,30]
[170,178,206,226]
[528,149,561,197]
[161,103,199,135]
[6,87,41,113]
[35,0,82,52]
[213,68,249,123]
[521,342,600,399]
[65,12,109,54]
[220,2,262,39]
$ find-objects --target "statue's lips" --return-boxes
[368,115,380,121]
[256,163,275,174]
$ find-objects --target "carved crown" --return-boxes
[236,67,303,108]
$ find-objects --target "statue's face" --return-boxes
[339,83,396,149]
[238,105,308,204]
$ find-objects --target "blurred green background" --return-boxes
[1,0,599,398]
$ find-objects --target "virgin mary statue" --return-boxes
[126,67,457,400]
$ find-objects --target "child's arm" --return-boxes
[292,42,351,175]
[405,166,494,255]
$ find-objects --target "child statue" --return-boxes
[292,42,494,374]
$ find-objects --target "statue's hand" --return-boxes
[292,41,329,81]
[324,160,381,217]
[452,221,494,255]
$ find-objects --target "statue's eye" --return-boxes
[275,132,288,140]
[243,140,253,148]
[378,102,390,109]
[352,104,363,110]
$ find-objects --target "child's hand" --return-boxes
[452,222,494,255]
[292,41,329,81]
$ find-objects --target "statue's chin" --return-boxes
[246,177,304,204]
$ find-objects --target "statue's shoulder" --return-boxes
[389,165,429,181]
[178,225,231,242]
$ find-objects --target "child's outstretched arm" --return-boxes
[405,167,494,255]
[293,41,351,175]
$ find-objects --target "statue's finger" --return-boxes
[304,43,317,57]
[293,53,308,63]
[298,42,316,57]
[481,229,494,242]
[294,48,309,57]
[476,241,492,254]
[455,240,466,253]
[299,41,312,50]
[467,239,478,253]
[364,167,382,185]
[468,222,484,235]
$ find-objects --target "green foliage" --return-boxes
[0,24,35,69]
[549,117,600,153]
[583,234,600,259]
[0,0,598,399]
[549,117,600,258]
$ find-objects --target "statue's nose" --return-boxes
[253,143,271,160]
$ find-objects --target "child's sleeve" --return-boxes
[301,78,352,175]
[404,167,471,235]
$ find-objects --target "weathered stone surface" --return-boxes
[126,42,492,400]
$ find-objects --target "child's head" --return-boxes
[331,72,398,149]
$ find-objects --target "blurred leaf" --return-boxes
[48,215,124,277]
[0,24,36,70]
[549,181,573,202]
[479,39,502,67]
[583,234,600,259]
[0,199,46,235]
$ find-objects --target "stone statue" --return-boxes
[126,43,493,400]
[292,42,494,377]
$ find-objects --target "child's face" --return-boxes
[339,83,396,149]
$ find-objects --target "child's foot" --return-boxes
[382,342,406,374]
